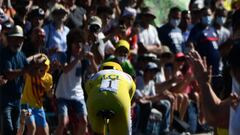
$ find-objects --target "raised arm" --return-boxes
[188,51,230,128]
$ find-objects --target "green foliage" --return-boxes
[144,0,190,26]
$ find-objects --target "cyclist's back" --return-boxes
[85,62,136,135]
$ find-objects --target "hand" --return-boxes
[187,50,212,83]
[0,75,7,85]
[230,92,240,110]
[139,98,150,104]
[29,55,48,76]
[84,51,95,60]
[111,0,119,7]
[50,60,62,72]
[20,109,31,124]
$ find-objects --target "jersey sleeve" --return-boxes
[129,80,136,100]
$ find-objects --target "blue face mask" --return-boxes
[216,16,226,26]
[170,19,181,27]
[202,16,213,26]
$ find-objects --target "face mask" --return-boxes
[117,56,128,63]
[202,16,213,26]
[216,16,226,26]
[170,19,181,27]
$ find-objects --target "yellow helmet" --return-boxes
[115,40,130,51]
[100,61,123,71]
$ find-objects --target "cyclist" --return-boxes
[85,61,136,135]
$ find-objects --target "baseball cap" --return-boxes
[28,7,45,19]
[115,40,130,51]
[175,52,186,62]
[89,16,102,28]
[8,25,24,37]
[145,62,159,71]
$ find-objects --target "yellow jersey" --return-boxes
[21,54,53,108]
[85,69,136,101]
[85,69,136,135]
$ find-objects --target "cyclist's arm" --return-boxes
[129,80,136,99]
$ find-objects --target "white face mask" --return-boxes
[170,18,181,27]
[117,56,128,63]
[216,16,226,26]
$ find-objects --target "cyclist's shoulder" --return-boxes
[91,70,133,81]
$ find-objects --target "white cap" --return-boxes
[122,7,137,17]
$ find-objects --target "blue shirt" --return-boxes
[188,24,221,75]
[0,47,28,104]
[44,23,70,53]
[44,23,70,64]
[158,23,183,53]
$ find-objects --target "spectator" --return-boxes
[1,0,16,20]
[22,27,46,58]
[189,0,204,25]
[63,0,87,29]
[27,7,45,29]
[115,7,138,56]
[0,20,13,48]
[92,0,121,17]
[44,3,70,64]
[96,6,115,34]
[87,16,115,64]
[188,7,222,88]
[20,54,53,135]
[179,10,193,53]
[55,28,97,135]
[138,7,161,55]
[213,8,230,46]
[0,25,41,135]
[158,7,184,54]
[188,43,240,135]
[135,62,174,134]
[13,0,32,35]
[105,39,136,78]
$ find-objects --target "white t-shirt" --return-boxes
[97,32,115,58]
[136,75,156,97]
[56,58,84,100]
[216,26,230,46]
[138,24,161,46]
[155,67,166,83]
[229,76,240,135]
